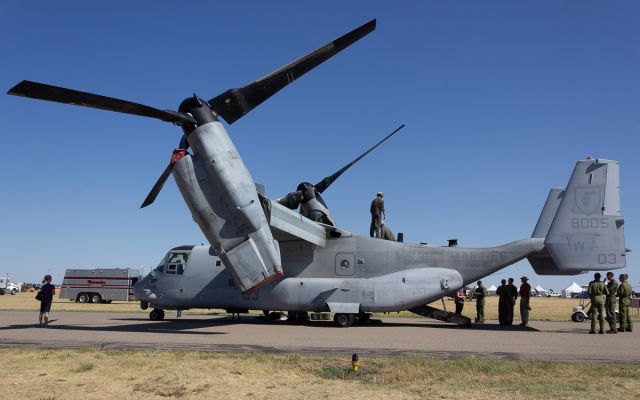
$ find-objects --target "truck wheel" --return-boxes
[574,312,585,323]
[10,289,17,295]
[90,294,102,304]
[333,313,355,328]
[77,293,89,303]
[149,309,165,321]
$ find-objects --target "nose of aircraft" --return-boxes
[133,274,157,301]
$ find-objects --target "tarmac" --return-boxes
[0,311,637,364]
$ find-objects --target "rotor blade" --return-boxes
[314,124,405,194]
[140,162,174,208]
[209,19,376,124]
[7,80,196,126]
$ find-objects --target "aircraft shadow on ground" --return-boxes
[0,318,226,335]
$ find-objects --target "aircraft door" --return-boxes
[335,253,355,276]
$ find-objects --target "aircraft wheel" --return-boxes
[149,309,165,321]
[573,312,585,323]
[333,313,355,328]
[90,293,102,304]
[357,312,371,323]
[77,293,89,303]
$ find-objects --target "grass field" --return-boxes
[2,292,638,322]
[1,348,638,399]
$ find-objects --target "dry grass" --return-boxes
[2,292,637,322]
[0,348,638,399]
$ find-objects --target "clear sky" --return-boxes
[1,1,638,292]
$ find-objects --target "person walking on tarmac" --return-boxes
[496,279,510,325]
[519,276,532,327]
[506,278,518,326]
[474,280,488,323]
[588,272,608,334]
[37,274,56,328]
[454,287,465,315]
[380,221,395,241]
[617,274,633,332]
[605,272,618,334]
[369,192,386,238]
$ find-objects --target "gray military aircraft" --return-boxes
[8,20,628,327]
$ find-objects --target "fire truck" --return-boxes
[59,268,142,303]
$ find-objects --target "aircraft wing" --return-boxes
[264,196,327,247]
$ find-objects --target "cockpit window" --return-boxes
[156,251,189,275]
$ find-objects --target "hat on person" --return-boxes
[377,192,383,197]
[520,276,528,281]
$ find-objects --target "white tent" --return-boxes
[534,284,546,296]
[562,282,583,298]
[487,285,497,295]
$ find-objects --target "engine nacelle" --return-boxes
[172,121,282,292]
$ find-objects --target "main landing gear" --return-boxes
[149,308,165,321]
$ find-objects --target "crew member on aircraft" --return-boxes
[380,221,395,241]
[369,192,385,238]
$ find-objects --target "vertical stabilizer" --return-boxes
[543,159,626,273]
[532,188,565,238]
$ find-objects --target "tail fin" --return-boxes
[529,159,627,275]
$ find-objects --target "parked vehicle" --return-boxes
[545,289,562,297]
[59,268,142,303]
[0,276,20,295]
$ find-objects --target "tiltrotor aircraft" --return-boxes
[8,20,628,327]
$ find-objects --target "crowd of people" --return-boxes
[456,273,634,333]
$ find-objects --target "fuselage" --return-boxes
[134,234,545,313]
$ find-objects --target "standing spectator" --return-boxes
[617,274,633,332]
[474,280,488,323]
[496,279,510,325]
[519,276,531,327]
[454,288,465,315]
[506,278,518,326]
[37,274,55,327]
[605,272,618,334]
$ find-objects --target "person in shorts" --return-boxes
[37,275,56,327]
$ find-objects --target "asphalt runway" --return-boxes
[0,311,637,364]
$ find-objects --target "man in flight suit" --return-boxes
[369,192,386,238]
[605,272,618,334]
[617,274,633,332]
[380,221,395,241]
[474,280,488,323]
[588,272,608,334]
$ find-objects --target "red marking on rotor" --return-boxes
[171,149,188,164]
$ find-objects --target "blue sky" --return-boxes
[1,1,638,291]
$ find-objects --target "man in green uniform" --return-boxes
[617,274,633,332]
[587,272,608,334]
[369,192,386,238]
[380,221,395,241]
[605,272,618,334]
[474,280,488,323]
[496,279,510,325]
